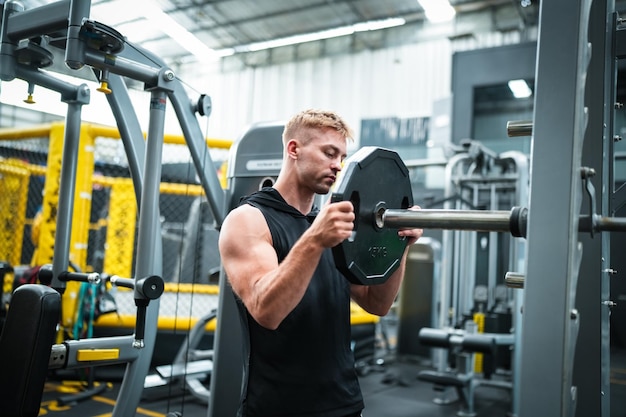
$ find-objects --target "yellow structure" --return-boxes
[0,122,232,333]
[0,159,30,266]
[473,311,486,373]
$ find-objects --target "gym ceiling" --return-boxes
[11,0,545,66]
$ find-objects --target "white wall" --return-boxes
[179,39,453,147]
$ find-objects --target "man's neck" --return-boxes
[273,181,315,214]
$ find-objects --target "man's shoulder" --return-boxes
[221,204,269,242]
[226,203,263,220]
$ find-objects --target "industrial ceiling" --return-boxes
[8,0,545,67]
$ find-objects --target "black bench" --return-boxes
[0,284,61,417]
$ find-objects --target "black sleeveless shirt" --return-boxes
[236,188,364,417]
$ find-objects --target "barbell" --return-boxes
[330,146,626,285]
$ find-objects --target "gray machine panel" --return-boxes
[209,121,284,417]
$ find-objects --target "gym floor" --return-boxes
[40,357,512,417]
[38,334,626,417]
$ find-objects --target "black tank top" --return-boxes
[236,188,364,417]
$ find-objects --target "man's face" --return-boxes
[295,128,347,195]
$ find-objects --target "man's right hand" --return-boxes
[307,201,355,248]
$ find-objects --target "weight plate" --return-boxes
[331,147,413,285]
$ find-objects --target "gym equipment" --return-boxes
[395,238,441,361]
[504,271,525,289]
[331,146,626,285]
[330,146,414,285]
[0,1,226,415]
[38,265,165,348]
[379,207,527,236]
[417,326,514,417]
[209,121,285,417]
[516,1,615,415]
[0,284,61,417]
[144,310,217,403]
[506,120,533,137]
[329,146,522,285]
[409,145,527,415]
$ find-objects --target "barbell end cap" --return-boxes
[504,271,525,289]
[509,206,528,238]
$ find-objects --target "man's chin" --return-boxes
[315,184,332,195]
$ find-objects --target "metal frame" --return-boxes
[450,2,617,416]
[519,1,591,416]
[423,146,528,415]
[0,1,225,416]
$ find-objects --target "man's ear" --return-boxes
[286,139,299,160]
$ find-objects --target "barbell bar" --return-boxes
[378,207,527,238]
[378,209,626,238]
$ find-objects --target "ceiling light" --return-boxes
[352,18,406,32]
[418,0,456,23]
[508,79,532,98]
[230,18,406,54]
[245,27,355,52]
[142,6,233,61]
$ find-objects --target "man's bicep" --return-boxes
[219,207,278,297]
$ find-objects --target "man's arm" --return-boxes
[219,201,354,330]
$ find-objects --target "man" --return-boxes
[219,109,422,417]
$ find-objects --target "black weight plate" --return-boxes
[331,147,413,285]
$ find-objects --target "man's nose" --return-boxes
[332,159,343,171]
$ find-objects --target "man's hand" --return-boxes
[398,205,423,245]
[307,201,355,248]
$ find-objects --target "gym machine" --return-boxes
[422,142,528,415]
[144,309,218,404]
[0,1,226,416]
[416,326,514,417]
[209,121,285,417]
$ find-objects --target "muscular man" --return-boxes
[219,109,422,417]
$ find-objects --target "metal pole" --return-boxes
[105,73,146,205]
[381,208,516,233]
[111,89,165,417]
[51,100,83,292]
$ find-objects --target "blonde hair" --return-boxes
[283,109,354,145]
